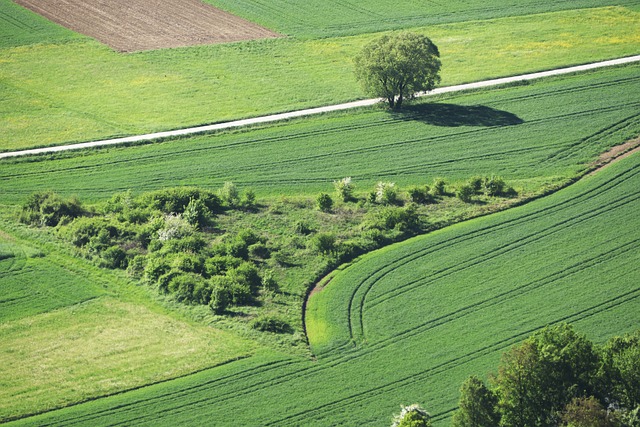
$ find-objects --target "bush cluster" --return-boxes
[19,191,84,227]
[450,324,640,427]
[32,186,274,314]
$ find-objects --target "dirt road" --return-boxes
[2,55,639,160]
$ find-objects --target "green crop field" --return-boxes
[0,232,106,322]
[2,0,640,424]
[10,143,639,427]
[1,64,638,205]
[208,0,640,38]
[1,1,639,150]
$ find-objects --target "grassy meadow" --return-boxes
[0,225,257,422]
[1,3,639,150]
[10,146,640,427]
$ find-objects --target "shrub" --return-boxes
[144,255,171,284]
[171,252,204,274]
[142,187,221,214]
[20,191,84,227]
[364,204,422,233]
[100,245,128,269]
[192,280,213,305]
[182,198,211,229]
[160,234,207,254]
[334,177,355,202]
[126,255,146,278]
[560,397,611,427]
[225,239,250,260]
[204,255,242,277]
[227,262,262,295]
[407,186,433,204]
[156,269,182,293]
[312,233,337,255]
[157,214,194,241]
[61,217,103,247]
[243,188,256,209]
[261,269,279,293]
[391,404,432,427]
[219,181,240,207]
[456,184,475,203]
[469,176,484,194]
[209,277,232,314]
[431,178,446,196]
[251,315,291,333]
[167,272,206,303]
[248,242,270,259]
[316,193,333,212]
[237,229,261,246]
[483,176,506,196]
[375,182,400,205]
[293,220,313,235]
[104,190,135,214]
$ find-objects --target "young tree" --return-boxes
[451,376,500,427]
[334,177,355,202]
[355,32,441,109]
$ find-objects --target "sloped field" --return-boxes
[11,142,639,427]
[209,0,640,37]
[1,64,638,205]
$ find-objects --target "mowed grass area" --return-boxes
[208,0,640,38]
[1,3,640,150]
[12,146,640,427]
[0,226,257,422]
[1,63,639,205]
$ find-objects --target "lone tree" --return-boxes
[355,32,441,109]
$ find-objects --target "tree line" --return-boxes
[393,324,640,427]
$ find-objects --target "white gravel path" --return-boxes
[2,55,639,159]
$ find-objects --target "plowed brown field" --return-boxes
[14,0,280,52]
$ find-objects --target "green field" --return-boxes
[3,0,640,424]
[1,2,639,150]
[0,232,103,322]
[0,226,256,422]
[1,63,638,205]
[208,0,640,38]
[10,143,639,427]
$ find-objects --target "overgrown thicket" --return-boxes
[19,176,516,323]
[447,324,640,427]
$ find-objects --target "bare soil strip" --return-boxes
[589,138,640,175]
[14,0,280,52]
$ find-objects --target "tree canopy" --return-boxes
[354,32,441,109]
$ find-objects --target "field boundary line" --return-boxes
[2,55,639,160]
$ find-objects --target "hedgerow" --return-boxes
[22,174,516,317]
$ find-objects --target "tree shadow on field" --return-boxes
[396,103,524,127]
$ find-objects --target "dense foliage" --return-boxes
[452,325,640,427]
[355,32,441,109]
[18,174,517,316]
